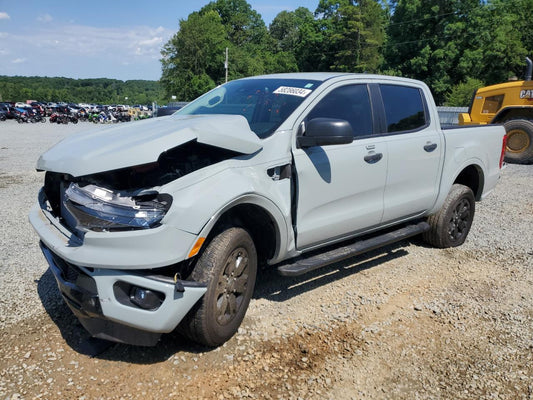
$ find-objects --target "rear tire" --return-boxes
[423,184,475,248]
[180,227,257,347]
[503,120,533,164]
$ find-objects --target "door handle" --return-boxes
[364,152,383,164]
[424,143,438,152]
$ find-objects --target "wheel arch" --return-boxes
[491,106,533,124]
[452,164,484,201]
[194,195,288,267]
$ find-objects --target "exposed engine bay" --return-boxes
[43,140,239,230]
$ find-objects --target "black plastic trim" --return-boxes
[40,242,101,317]
[277,221,430,277]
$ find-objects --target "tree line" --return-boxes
[0,76,165,105]
[1,0,531,106]
[161,0,533,105]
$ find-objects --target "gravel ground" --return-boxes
[0,119,532,399]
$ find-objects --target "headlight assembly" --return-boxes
[63,183,172,231]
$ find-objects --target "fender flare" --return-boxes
[190,193,291,264]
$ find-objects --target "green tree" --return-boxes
[385,0,530,103]
[445,77,484,106]
[315,0,387,72]
[160,0,298,99]
[201,0,269,47]
[385,0,467,102]
[269,7,323,72]
[199,0,297,79]
[0,76,164,104]
[160,10,229,100]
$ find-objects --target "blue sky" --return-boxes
[0,0,318,81]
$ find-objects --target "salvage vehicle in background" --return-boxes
[459,57,533,164]
[30,73,506,347]
[155,102,189,117]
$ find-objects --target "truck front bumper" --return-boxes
[39,241,206,346]
[29,188,200,270]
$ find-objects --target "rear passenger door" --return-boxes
[377,84,443,223]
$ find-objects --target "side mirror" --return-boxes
[297,118,354,148]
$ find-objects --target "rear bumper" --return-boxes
[40,242,206,346]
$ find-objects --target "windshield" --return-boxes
[176,78,320,138]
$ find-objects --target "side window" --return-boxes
[482,94,504,114]
[307,84,373,137]
[380,85,427,133]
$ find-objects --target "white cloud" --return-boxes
[0,12,10,20]
[0,23,174,79]
[6,24,171,59]
[138,37,163,47]
[37,14,53,23]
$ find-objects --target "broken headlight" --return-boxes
[63,183,172,231]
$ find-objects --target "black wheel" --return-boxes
[503,120,533,164]
[423,184,475,248]
[181,227,257,346]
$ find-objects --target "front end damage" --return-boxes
[40,242,206,346]
[29,115,263,346]
[32,163,212,345]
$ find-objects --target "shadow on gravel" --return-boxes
[254,242,411,302]
[36,239,415,363]
[37,268,218,363]
[37,268,94,351]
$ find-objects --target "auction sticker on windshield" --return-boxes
[273,86,312,97]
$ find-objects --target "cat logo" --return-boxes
[519,89,533,99]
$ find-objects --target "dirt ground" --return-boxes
[2,243,532,400]
[0,121,532,399]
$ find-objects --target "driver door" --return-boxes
[292,83,387,250]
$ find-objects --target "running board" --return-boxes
[277,221,430,277]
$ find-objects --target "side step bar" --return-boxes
[277,221,430,277]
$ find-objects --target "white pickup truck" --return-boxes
[30,73,506,347]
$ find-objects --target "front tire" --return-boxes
[503,120,533,164]
[423,184,475,248]
[181,227,257,347]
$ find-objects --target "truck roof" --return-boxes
[239,72,416,83]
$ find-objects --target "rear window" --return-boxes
[380,85,427,133]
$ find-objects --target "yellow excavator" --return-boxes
[459,57,533,164]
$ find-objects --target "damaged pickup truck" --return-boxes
[30,73,506,347]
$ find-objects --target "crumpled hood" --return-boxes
[36,114,263,177]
